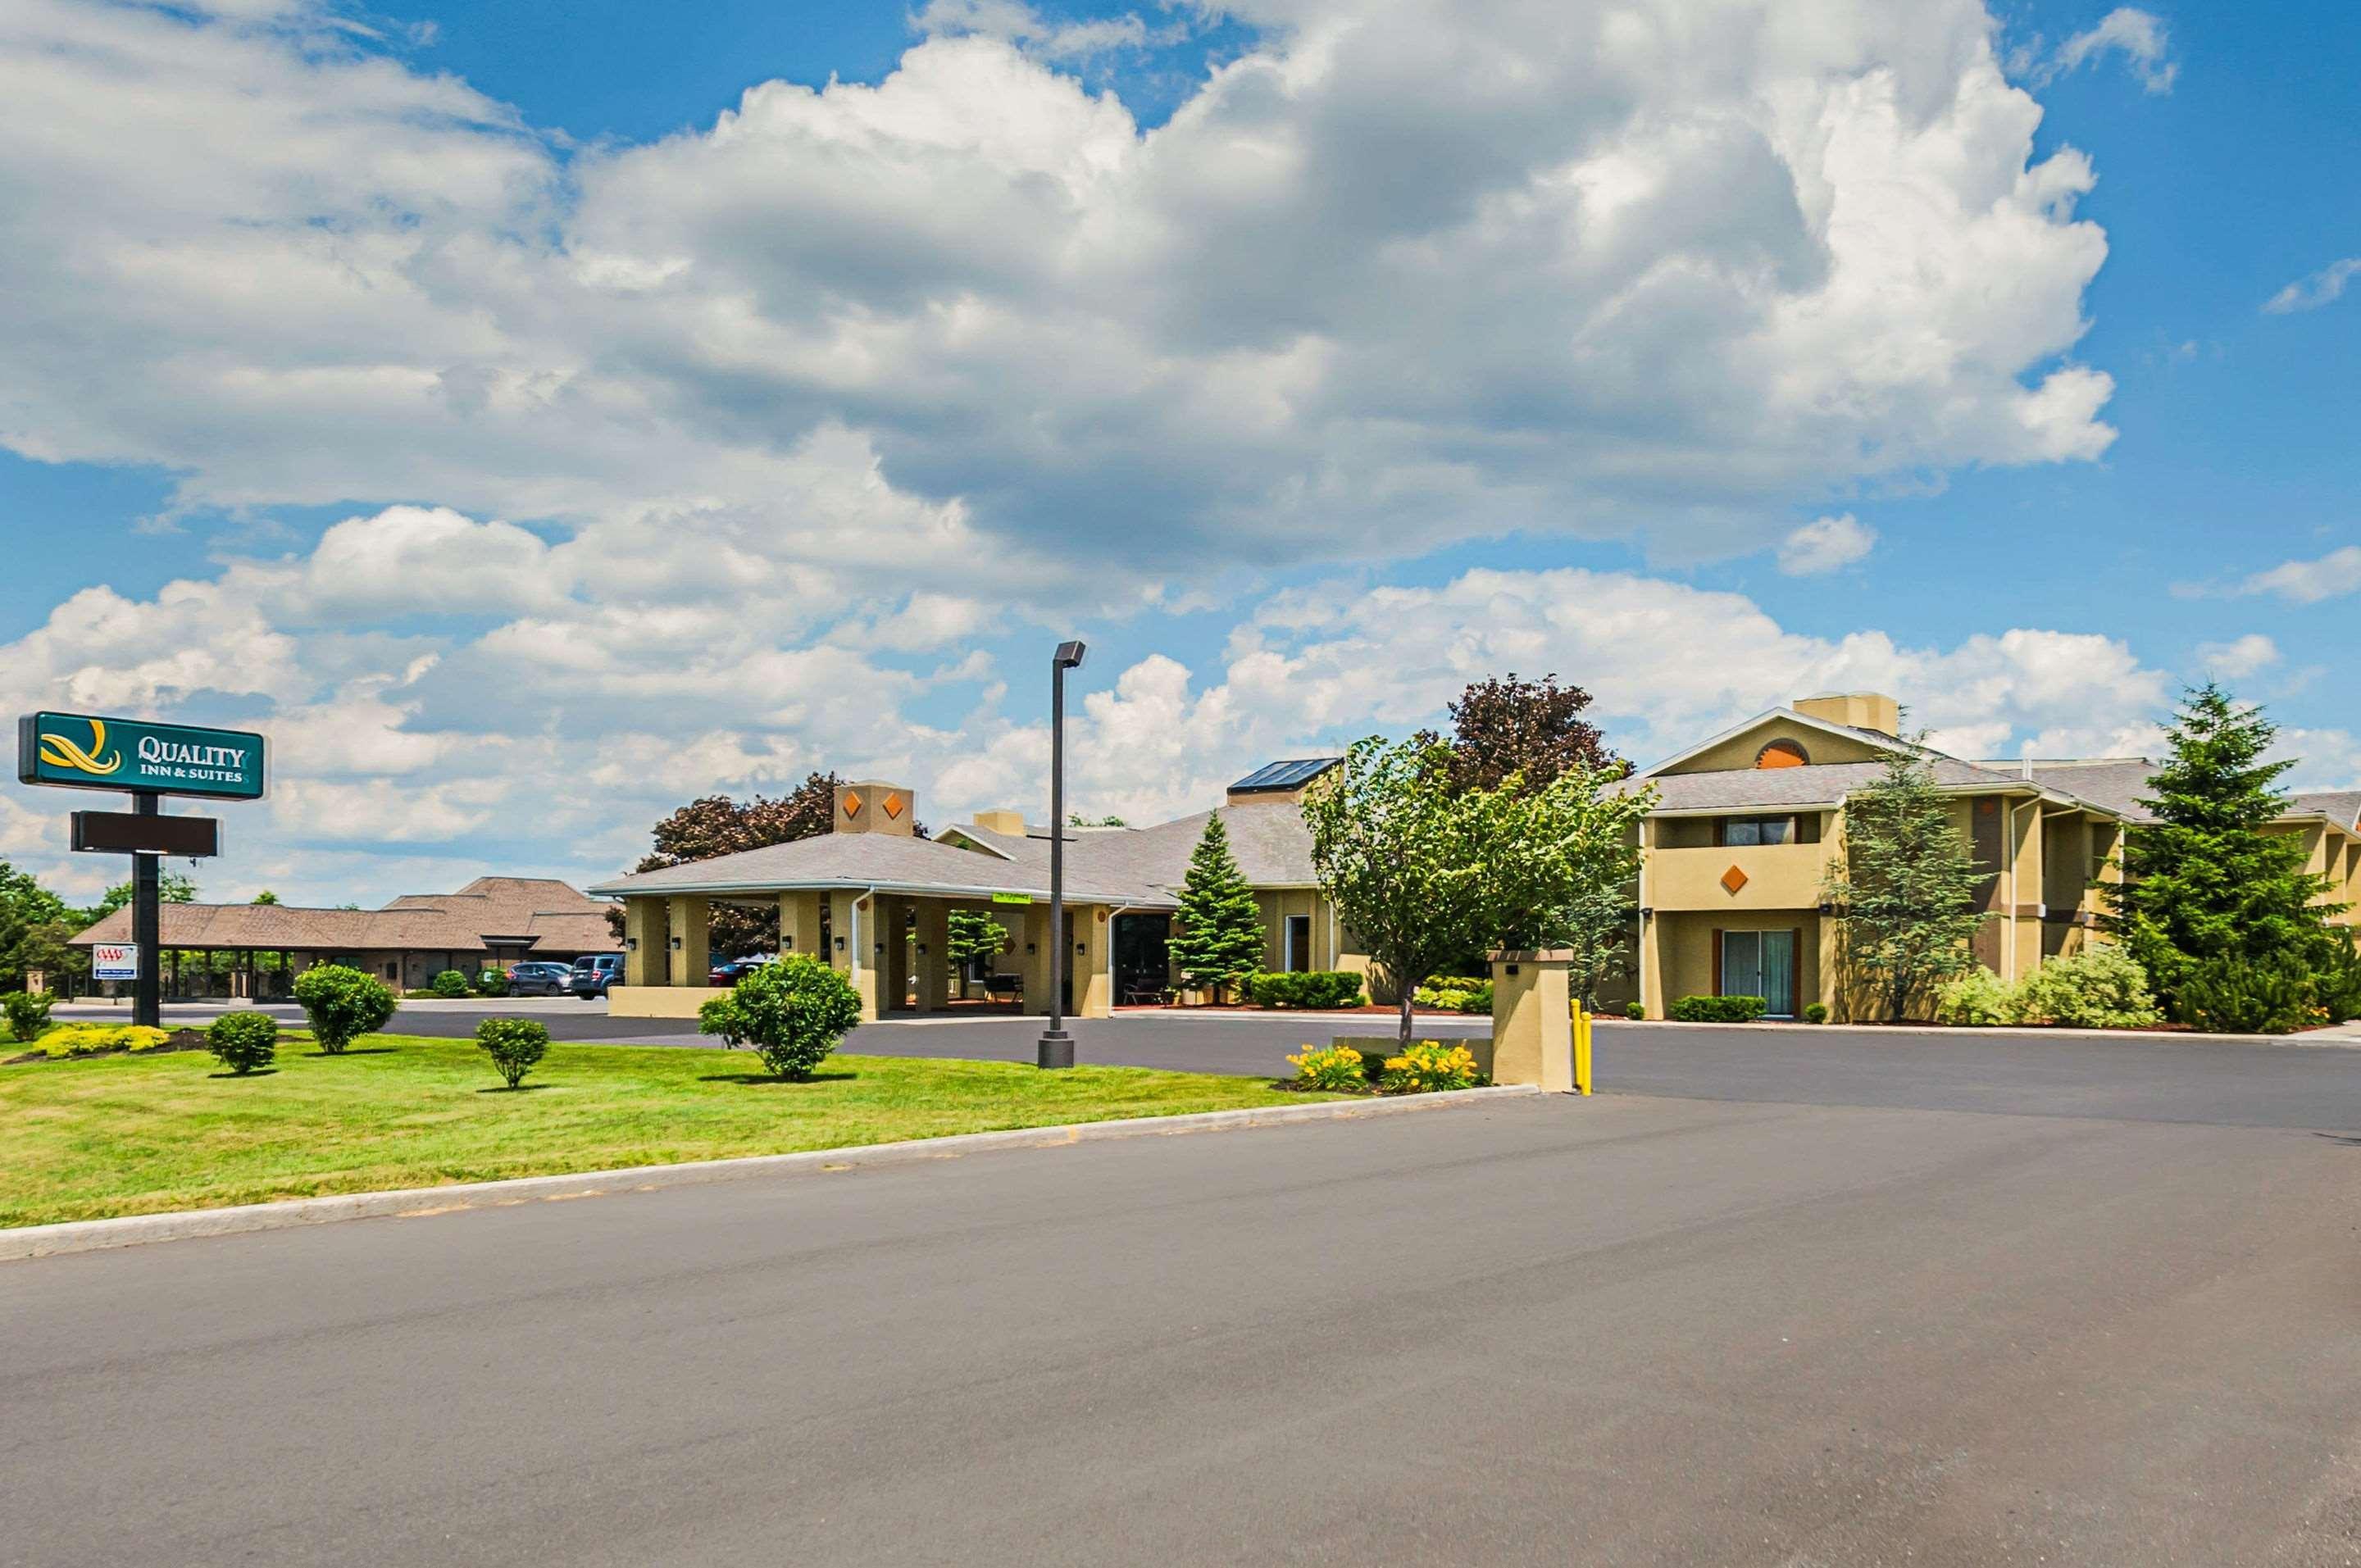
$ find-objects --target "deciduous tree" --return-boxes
[613,772,844,953]
[1308,737,1649,1044]
[1421,672,1621,793]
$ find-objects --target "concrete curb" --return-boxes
[0,1084,1543,1262]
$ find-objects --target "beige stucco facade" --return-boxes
[1631,693,2124,1021]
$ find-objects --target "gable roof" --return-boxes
[1635,705,1942,780]
[1627,757,2042,814]
[74,875,621,955]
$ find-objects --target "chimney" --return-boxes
[971,808,1026,836]
[834,780,917,837]
[1795,692,1900,738]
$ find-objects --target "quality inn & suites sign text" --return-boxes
[17,712,267,801]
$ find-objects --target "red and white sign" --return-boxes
[93,943,140,983]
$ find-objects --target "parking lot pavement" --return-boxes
[11,1091,2361,1566]
[59,1002,2361,1125]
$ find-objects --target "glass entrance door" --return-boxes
[1759,930,1795,1017]
[1722,930,1797,1017]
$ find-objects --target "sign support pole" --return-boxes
[132,793,161,1030]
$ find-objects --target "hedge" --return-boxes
[1245,970,1366,1009]
[1669,994,1767,1023]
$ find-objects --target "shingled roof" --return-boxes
[74,875,618,955]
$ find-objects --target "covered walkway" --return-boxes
[589,780,1176,1022]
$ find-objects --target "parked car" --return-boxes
[506,961,574,998]
[569,953,624,999]
[708,954,776,987]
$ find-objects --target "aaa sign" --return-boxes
[17,712,267,801]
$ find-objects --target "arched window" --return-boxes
[1755,739,1809,770]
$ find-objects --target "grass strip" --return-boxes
[1,1031,1332,1227]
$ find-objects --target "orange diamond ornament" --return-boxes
[1720,864,1749,895]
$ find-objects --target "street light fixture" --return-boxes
[1039,639,1087,1069]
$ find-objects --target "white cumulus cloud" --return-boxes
[1776,514,1877,575]
[2235,545,2361,604]
[0,0,2119,589]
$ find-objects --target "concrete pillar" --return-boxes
[624,898,662,987]
[1018,905,1053,1016]
[1076,904,1114,1019]
[779,891,824,961]
[1488,950,1575,1092]
[914,900,950,1013]
[666,895,708,987]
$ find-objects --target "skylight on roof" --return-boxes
[1230,757,1342,792]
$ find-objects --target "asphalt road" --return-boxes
[9,1079,2361,1566]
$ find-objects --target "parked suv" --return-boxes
[569,954,624,1000]
[507,961,575,998]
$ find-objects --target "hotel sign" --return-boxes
[17,712,267,801]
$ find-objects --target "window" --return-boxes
[1720,816,1795,846]
[1283,915,1312,973]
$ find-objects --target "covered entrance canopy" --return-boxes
[587,781,1176,1022]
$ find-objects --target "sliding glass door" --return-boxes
[1721,930,1797,1018]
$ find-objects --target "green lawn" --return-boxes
[0,1033,1328,1228]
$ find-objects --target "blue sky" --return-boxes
[0,0,2354,907]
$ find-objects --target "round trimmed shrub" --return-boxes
[5,990,56,1043]
[1625,1001,1645,1020]
[207,1011,278,1075]
[475,1018,549,1089]
[292,964,399,1054]
[698,955,862,1079]
[1802,1002,1830,1025]
[429,969,472,999]
[474,967,511,998]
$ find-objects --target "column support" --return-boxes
[666,895,708,987]
[1488,949,1575,1092]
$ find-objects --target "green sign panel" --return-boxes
[18,712,267,801]
[991,892,1034,905]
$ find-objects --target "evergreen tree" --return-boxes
[1169,814,1265,1002]
[2101,683,2341,1002]
[1822,746,1990,1021]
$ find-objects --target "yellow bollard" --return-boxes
[1571,1000,1594,1096]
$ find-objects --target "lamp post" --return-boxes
[1039,639,1086,1069]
